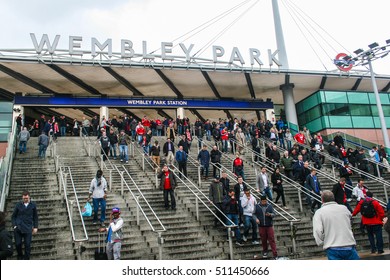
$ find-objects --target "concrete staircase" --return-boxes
[4,137,74,260]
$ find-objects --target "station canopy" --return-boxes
[1,54,390,122]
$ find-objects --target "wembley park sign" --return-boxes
[29,33,283,68]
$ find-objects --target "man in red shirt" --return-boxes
[135,122,145,144]
[158,165,178,210]
[352,191,385,254]
[233,153,245,180]
[294,130,306,145]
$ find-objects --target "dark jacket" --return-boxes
[0,225,13,260]
[332,182,347,205]
[219,177,230,196]
[222,195,239,214]
[197,149,210,167]
[162,141,175,156]
[158,170,177,190]
[305,174,321,194]
[210,149,222,163]
[11,201,39,233]
[150,145,160,156]
[254,202,275,227]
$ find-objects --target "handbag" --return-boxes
[82,202,92,217]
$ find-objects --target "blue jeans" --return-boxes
[206,130,211,141]
[119,144,128,161]
[226,213,242,242]
[60,126,66,136]
[366,224,384,252]
[326,247,360,260]
[262,187,273,200]
[110,143,117,158]
[14,229,32,260]
[92,197,106,223]
[38,144,47,158]
[244,215,257,240]
[201,165,209,177]
[222,140,228,153]
[19,141,27,153]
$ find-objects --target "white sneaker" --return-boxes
[242,236,247,242]
[252,240,260,245]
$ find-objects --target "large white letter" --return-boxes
[30,33,60,54]
[142,41,154,59]
[212,45,225,63]
[69,36,82,55]
[121,39,134,58]
[249,48,263,66]
[268,49,282,67]
[229,47,245,65]
[91,38,112,57]
[161,42,173,60]
[179,43,194,62]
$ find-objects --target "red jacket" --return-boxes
[352,197,385,225]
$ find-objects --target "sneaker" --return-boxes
[262,252,268,258]
[239,223,244,228]
[120,159,123,162]
[125,161,129,163]
[242,236,247,242]
[252,240,260,245]
[235,241,243,246]
[347,198,352,202]
[378,250,384,254]
[93,221,97,225]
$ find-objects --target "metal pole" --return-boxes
[195,198,199,221]
[368,59,390,148]
[298,187,303,213]
[332,164,336,179]
[290,221,297,255]
[142,153,145,171]
[100,155,104,170]
[228,227,234,260]
[121,171,124,196]
[109,169,112,191]
[64,172,68,192]
[158,232,164,260]
[70,200,74,220]
[198,165,202,186]
[136,196,140,226]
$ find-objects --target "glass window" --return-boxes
[328,116,352,128]
[349,104,371,116]
[370,105,389,117]
[306,105,322,122]
[0,102,13,113]
[324,91,347,103]
[302,94,319,111]
[368,93,390,105]
[318,91,326,103]
[347,92,369,104]
[0,113,12,126]
[351,116,374,128]
[373,116,390,128]
[322,103,350,116]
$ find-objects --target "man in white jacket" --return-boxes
[312,190,359,260]
[99,207,124,260]
[240,189,259,244]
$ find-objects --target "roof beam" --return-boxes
[256,111,261,121]
[189,109,206,123]
[319,76,327,89]
[78,108,97,118]
[351,77,362,91]
[46,64,102,96]
[224,110,234,120]
[156,109,172,120]
[0,88,14,101]
[244,73,256,99]
[201,71,222,99]
[0,64,57,94]
[103,67,143,96]
[154,69,184,99]
[381,81,390,92]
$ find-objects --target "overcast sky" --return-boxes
[1,0,389,74]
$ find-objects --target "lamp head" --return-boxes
[354,48,364,55]
[368,42,379,49]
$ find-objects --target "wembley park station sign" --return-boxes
[29,33,283,68]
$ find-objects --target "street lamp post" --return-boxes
[337,40,390,148]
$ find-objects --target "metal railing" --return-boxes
[130,141,240,260]
[83,135,168,260]
[192,136,302,255]
[0,128,17,211]
[258,137,389,207]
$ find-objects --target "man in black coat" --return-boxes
[0,211,13,260]
[332,178,352,213]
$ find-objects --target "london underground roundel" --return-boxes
[334,53,354,72]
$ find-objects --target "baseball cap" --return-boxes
[112,207,120,214]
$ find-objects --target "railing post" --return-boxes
[195,197,199,221]
[228,227,234,260]
[58,169,63,195]
[198,165,202,186]
[100,155,104,170]
[290,221,297,255]
[142,153,145,171]
[298,187,303,213]
[131,142,135,158]
[121,171,125,196]
[55,155,60,172]
[332,164,336,179]
[136,196,140,226]
[375,163,380,178]
[88,143,91,157]
[64,172,68,192]
[158,232,164,260]
[109,169,112,192]
[155,172,159,189]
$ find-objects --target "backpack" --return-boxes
[360,199,376,218]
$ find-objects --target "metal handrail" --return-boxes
[259,137,389,207]
[0,128,17,211]
[192,136,301,255]
[131,141,240,260]
[58,165,89,243]
[86,135,168,259]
